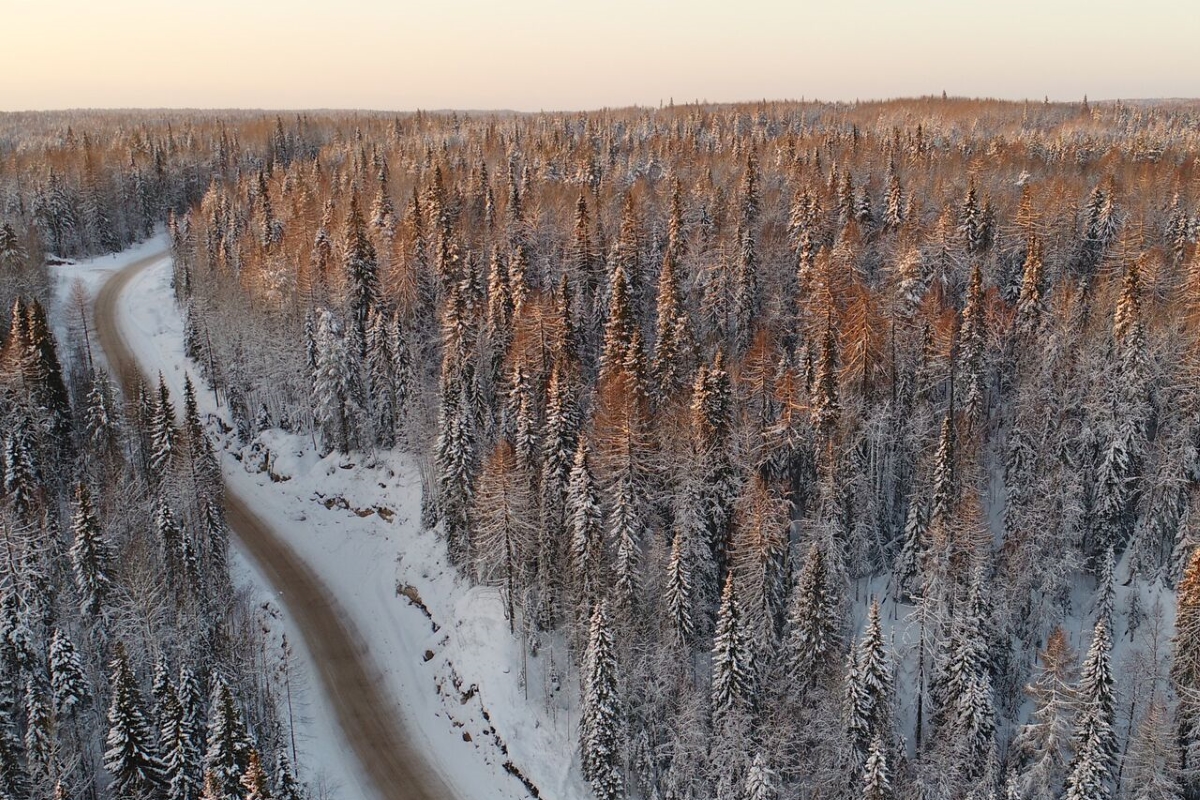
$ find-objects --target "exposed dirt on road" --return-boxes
[94,250,451,800]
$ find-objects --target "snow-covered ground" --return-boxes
[53,238,588,800]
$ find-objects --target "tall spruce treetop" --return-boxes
[711,571,754,724]
[343,194,379,358]
[104,644,165,798]
[785,541,844,686]
[1066,619,1116,800]
[581,601,622,800]
[70,482,112,618]
[204,679,252,800]
[49,628,90,716]
[812,316,840,437]
[1016,235,1046,339]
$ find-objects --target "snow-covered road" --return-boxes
[73,239,589,800]
[92,248,453,800]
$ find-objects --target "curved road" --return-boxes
[94,249,451,800]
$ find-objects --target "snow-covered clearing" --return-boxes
[54,239,589,800]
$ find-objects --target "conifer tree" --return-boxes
[274,751,303,800]
[0,674,28,799]
[240,750,271,800]
[581,602,622,800]
[862,734,892,800]
[1065,620,1116,800]
[746,753,777,800]
[162,682,200,800]
[343,194,379,357]
[149,374,178,481]
[845,601,894,772]
[365,307,397,448]
[930,413,957,527]
[104,645,164,798]
[812,318,840,436]
[435,373,477,567]
[711,572,753,724]
[785,541,843,687]
[567,438,605,611]
[1010,629,1077,800]
[84,369,122,462]
[652,248,693,400]
[1016,235,1046,339]
[24,677,53,783]
[609,472,642,620]
[731,224,759,353]
[69,482,112,618]
[177,665,206,783]
[665,525,695,648]
[49,628,90,717]
[204,680,252,800]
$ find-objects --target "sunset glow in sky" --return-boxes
[3,0,1196,111]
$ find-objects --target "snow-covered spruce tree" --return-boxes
[599,266,635,386]
[862,733,892,800]
[1065,619,1116,800]
[69,482,112,619]
[731,222,759,354]
[567,437,605,616]
[435,366,478,568]
[365,307,397,449]
[312,308,368,453]
[161,681,201,800]
[958,264,987,424]
[845,600,894,775]
[608,469,642,623]
[25,676,53,785]
[105,644,165,799]
[203,679,252,800]
[83,368,123,465]
[178,665,206,786]
[580,601,622,800]
[711,571,754,725]
[931,575,997,785]
[652,247,694,401]
[148,373,179,482]
[811,317,840,437]
[0,673,29,799]
[785,540,844,691]
[735,473,789,652]
[745,753,777,800]
[48,628,90,717]
[665,523,695,649]
[2,417,40,519]
[1015,235,1046,341]
[342,194,380,359]
[539,357,580,604]
[240,749,271,800]
[273,751,303,800]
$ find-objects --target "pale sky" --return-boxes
[2,0,1197,111]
